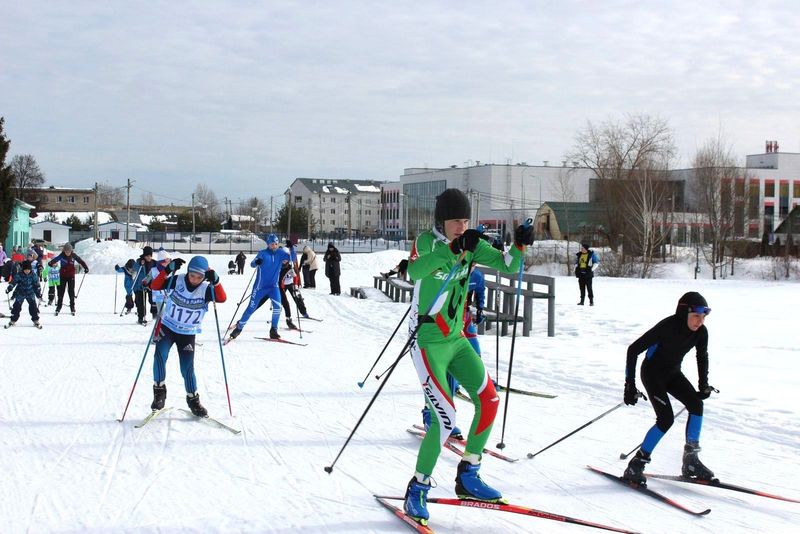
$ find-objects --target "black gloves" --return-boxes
[624,380,641,406]
[164,258,186,275]
[115,264,120,270]
[449,229,483,254]
[254,258,263,266]
[514,224,534,247]
[84,269,89,274]
[475,307,485,325]
[204,269,219,284]
[697,383,715,400]
[5,286,12,294]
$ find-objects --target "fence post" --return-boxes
[547,278,555,337]
[523,276,532,337]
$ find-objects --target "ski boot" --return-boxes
[228,326,242,340]
[269,327,281,339]
[454,459,504,502]
[138,318,148,326]
[421,406,462,438]
[151,384,167,411]
[33,321,42,329]
[287,319,298,330]
[682,442,716,481]
[302,312,310,319]
[54,307,60,316]
[4,321,15,329]
[186,393,208,417]
[403,475,432,525]
[622,449,651,486]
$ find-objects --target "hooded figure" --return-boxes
[621,291,715,487]
[323,242,341,295]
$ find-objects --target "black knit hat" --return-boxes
[434,188,471,224]
[142,246,154,257]
[675,291,709,318]
[21,260,32,271]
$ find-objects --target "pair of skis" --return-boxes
[408,425,517,463]
[375,494,640,533]
[132,406,241,434]
[4,321,42,329]
[588,465,800,516]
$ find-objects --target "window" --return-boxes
[68,195,75,203]
[330,219,335,225]
[795,182,800,197]
[765,181,775,197]
[83,196,89,204]
[57,195,63,203]
[295,196,303,203]
[43,230,52,241]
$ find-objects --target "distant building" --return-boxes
[30,221,71,246]
[398,163,596,240]
[29,186,95,212]
[286,178,383,237]
[97,221,147,241]
[4,199,34,251]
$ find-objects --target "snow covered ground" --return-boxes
[1,241,798,533]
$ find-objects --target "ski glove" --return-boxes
[624,380,640,405]
[697,383,715,400]
[514,224,535,247]
[254,258,263,266]
[115,264,120,270]
[5,286,12,294]
[165,258,186,274]
[204,269,220,284]
[449,229,483,254]
[475,307,485,325]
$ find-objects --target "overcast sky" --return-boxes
[2,1,799,208]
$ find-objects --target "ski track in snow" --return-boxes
[0,242,799,533]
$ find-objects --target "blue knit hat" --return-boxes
[187,256,209,274]
[266,234,279,244]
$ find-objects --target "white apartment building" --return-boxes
[286,178,383,237]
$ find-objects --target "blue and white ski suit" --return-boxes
[237,246,292,330]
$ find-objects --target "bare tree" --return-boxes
[10,154,46,203]
[96,181,125,206]
[553,168,577,275]
[140,191,156,206]
[624,167,674,277]
[566,114,676,254]
[691,134,747,279]
[194,183,220,217]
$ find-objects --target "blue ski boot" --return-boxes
[455,459,504,502]
[421,406,462,438]
[403,476,431,525]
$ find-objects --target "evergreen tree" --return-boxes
[275,203,309,236]
[0,118,15,246]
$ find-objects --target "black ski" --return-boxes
[646,474,800,503]
[374,496,434,532]
[587,466,710,516]
[496,384,557,399]
[178,408,241,434]
[302,316,323,322]
[255,336,308,347]
[287,327,313,333]
[411,424,518,462]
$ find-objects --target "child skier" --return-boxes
[622,291,716,486]
[47,243,89,316]
[147,256,227,416]
[279,258,308,329]
[402,189,533,525]
[114,259,137,315]
[5,260,43,328]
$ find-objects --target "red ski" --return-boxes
[411,424,518,463]
[375,495,639,533]
[374,496,434,533]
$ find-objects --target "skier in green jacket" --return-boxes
[403,188,534,525]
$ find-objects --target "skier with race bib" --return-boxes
[148,256,227,417]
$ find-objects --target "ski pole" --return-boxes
[325,252,466,474]
[374,345,412,381]
[295,288,303,340]
[494,277,500,386]
[117,266,180,423]
[224,267,257,334]
[496,218,532,450]
[357,304,411,387]
[114,270,118,314]
[526,400,634,459]
[75,271,87,299]
[210,281,233,416]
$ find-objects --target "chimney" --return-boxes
[766,140,772,153]
[543,160,549,166]
[775,140,780,153]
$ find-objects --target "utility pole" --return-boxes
[318,191,323,236]
[191,193,196,237]
[269,195,274,234]
[347,192,352,238]
[287,194,292,239]
[125,178,134,242]
[93,182,99,241]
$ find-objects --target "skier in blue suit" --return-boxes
[228,234,291,340]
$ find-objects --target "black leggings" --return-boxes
[641,363,703,433]
[56,278,76,310]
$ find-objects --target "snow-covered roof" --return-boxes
[354,184,381,193]
[139,214,168,225]
[31,221,70,228]
[229,214,255,222]
[98,221,148,230]
[30,211,114,224]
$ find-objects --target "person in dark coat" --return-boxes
[323,242,341,295]
[574,242,600,306]
[235,251,247,275]
[621,291,716,486]
[5,260,42,326]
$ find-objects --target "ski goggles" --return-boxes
[687,305,711,315]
